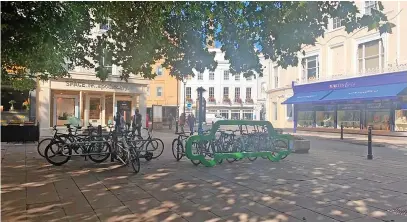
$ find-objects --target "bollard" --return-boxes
[340,123,344,140]
[367,126,373,160]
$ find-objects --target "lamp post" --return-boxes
[175,79,179,133]
[183,80,187,115]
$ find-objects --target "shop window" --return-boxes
[332,17,343,30]
[186,87,191,99]
[302,55,319,81]
[243,110,254,120]
[105,96,113,125]
[89,98,101,123]
[235,73,240,81]
[231,110,240,120]
[197,72,203,80]
[223,70,229,80]
[156,87,163,97]
[286,104,293,119]
[395,109,407,132]
[220,110,229,119]
[56,98,75,126]
[337,110,360,129]
[367,110,391,130]
[358,39,384,73]
[316,111,336,128]
[297,111,314,127]
[364,1,377,15]
[209,72,215,80]
[156,65,163,76]
[273,102,278,121]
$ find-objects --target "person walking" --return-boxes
[132,109,142,136]
[188,114,195,135]
[179,113,186,133]
[114,111,121,132]
[168,113,173,130]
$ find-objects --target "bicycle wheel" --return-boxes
[37,138,53,157]
[190,142,201,166]
[209,141,222,164]
[88,141,111,163]
[172,139,183,161]
[44,141,72,166]
[130,151,140,174]
[226,142,238,163]
[148,138,164,159]
[273,139,289,160]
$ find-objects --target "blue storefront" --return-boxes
[283,71,407,133]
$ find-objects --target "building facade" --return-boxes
[179,48,259,121]
[36,22,149,136]
[146,62,179,127]
[265,1,407,133]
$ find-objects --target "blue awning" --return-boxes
[282,90,332,104]
[320,83,407,102]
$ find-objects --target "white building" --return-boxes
[36,20,149,136]
[179,48,259,121]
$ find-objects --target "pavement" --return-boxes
[1,131,407,222]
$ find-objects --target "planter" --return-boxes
[291,137,310,153]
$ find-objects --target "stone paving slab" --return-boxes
[1,132,407,222]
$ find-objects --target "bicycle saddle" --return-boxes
[75,126,82,130]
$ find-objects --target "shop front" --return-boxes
[37,77,147,136]
[283,71,407,135]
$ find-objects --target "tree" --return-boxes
[1,1,395,90]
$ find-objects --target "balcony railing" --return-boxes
[298,61,407,85]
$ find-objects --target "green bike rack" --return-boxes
[185,120,293,167]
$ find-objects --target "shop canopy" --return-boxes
[282,90,332,104]
[320,83,407,102]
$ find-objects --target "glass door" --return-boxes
[89,97,101,126]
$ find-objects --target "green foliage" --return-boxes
[1,1,394,90]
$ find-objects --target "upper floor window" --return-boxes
[234,87,240,99]
[286,104,293,118]
[246,75,252,81]
[209,87,214,98]
[197,72,203,80]
[364,1,377,15]
[235,73,240,81]
[209,72,215,80]
[273,102,278,121]
[302,55,319,81]
[186,87,192,99]
[273,66,279,88]
[156,65,163,76]
[223,70,230,80]
[358,39,384,72]
[332,17,343,30]
[246,87,252,99]
[223,87,229,97]
[100,18,112,31]
[102,49,113,75]
[156,87,163,97]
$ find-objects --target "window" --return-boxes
[209,72,214,80]
[156,65,163,76]
[302,55,319,81]
[223,87,229,98]
[198,72,203,80]
[156,87,163,97]
[286,104,293,118]
[234,87,240,99]
[186,87,191,99]
[273,102,278,121]
[273,66,279,88]
[209,87,214,98]
[395,109,407,132]
[100,18,112,31]
[235,73,240,81]
[223,70,229,80]
[246,75,252,81]
[55,98,76,126]
[364,1,377,15]
[246,87,252,99]
[243,110,254,120]
[332,17,343,30]
[358,39,384,72]
[316,110,336,128]
[102,49,113,75]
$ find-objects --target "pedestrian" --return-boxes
[132,109,142,136]
[179,113,186,133]
[168,113,173,129]
[120,112,126,131]
[114,111,121,132]
[188,114,195,135]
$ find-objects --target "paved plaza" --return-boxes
[1,132,407,222]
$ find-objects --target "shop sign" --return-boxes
[329,82,356,89]
[65,80,131,91]
[338,104,360,110]
[366,102,391,109]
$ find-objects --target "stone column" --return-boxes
[79,91,83,124]
[84,94,89,127]
[37,80,51,136]
[101,94,106,126]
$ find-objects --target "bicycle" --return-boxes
[37,124,81,157]
[127,127,164,160]
[110,130,140,173]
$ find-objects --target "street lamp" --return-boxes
[183,79,187,115]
